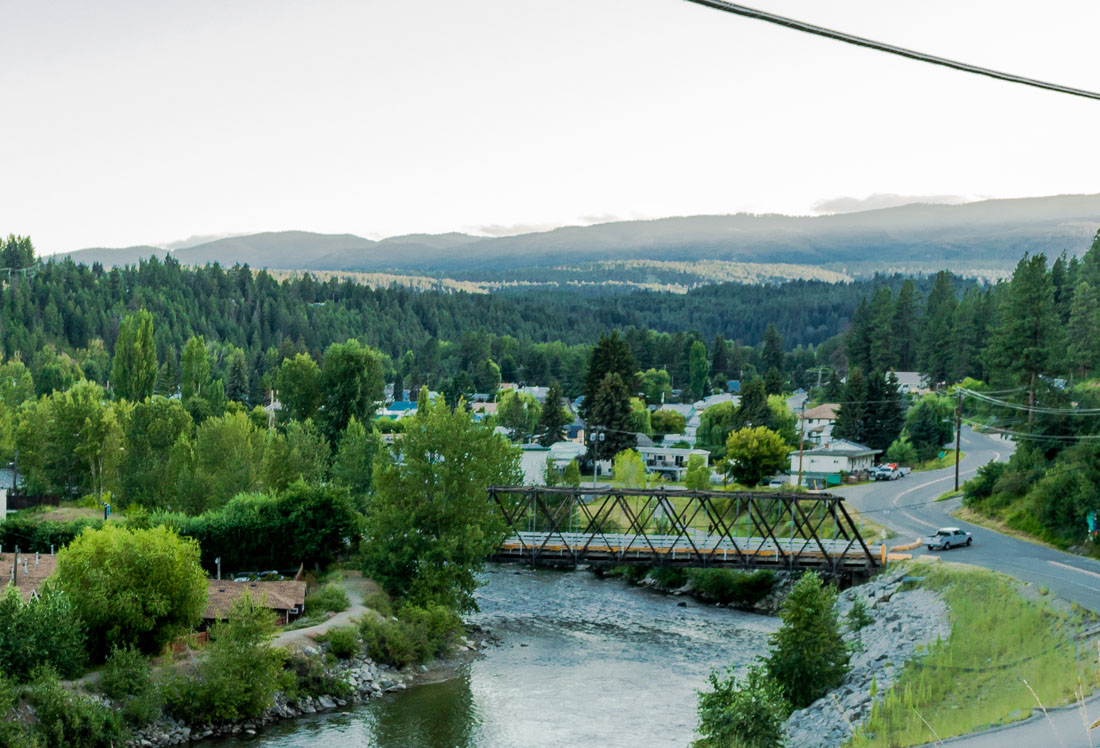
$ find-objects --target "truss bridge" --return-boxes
[489,486,883,576]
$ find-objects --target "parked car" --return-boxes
[926,527,972,550]
[871,465,901,481]
[768,476,791,489]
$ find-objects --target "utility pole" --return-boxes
[591,426,601,488]
[954,388,963,491]
[797,400,807,489]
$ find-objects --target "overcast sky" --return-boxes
[3,0,1100,254]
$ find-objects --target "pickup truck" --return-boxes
[871,465,901,481]
[925,527,972,550]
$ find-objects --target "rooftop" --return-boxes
[204,579,307,621]
[803,403,840,420]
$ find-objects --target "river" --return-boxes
[198,565,778,748]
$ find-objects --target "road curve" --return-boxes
[836,426,1100,748]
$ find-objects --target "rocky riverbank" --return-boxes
[124,632,492,748]
[783,565,951,748]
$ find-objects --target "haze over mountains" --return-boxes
[55,194,1100,282]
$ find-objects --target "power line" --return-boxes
[684,0,1100,102]
[961,388,1100,416]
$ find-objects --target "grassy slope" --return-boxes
[848,562,1099,748]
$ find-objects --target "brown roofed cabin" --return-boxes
[1,551,58,601]
[204,580,307,626]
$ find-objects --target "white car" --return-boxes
[926,527,972,550]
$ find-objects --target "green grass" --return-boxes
[935,489,963,502]
[847,562,1099,748]
[914,450,965,472]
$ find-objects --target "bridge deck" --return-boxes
[495,531,882,570]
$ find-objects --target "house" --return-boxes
[204,579,307,626]
[1,551,57,601]
[727,380,741,393]
[548,441,586,465]
[790,439,880,489]
[518,386,549,402]
[660,433,697,447]
[637,446,710,480]
[379,400,418,419]
[520,444,551,485]
[801,403,840,444]
[893,371,927,395]
[694,393,739,411]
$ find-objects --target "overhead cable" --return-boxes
[684,0,1100,102]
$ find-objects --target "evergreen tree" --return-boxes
[580,331,636,421]
[225,349,249,404]
[892,279,921,371]
[711,334,730,378]
[862,370,905,452]
[985,254,1059,423]
[844,298,872,372]
[110,310,156,402]
[832,367,868,444]
[536,382,569,446]
[736,377,770,428]
[822,369,844,402]
[867,286,895,372]
[587,373,636,461]
[763,366,783,396]
[950,288,987,382]
[1067,280,1100,379]
[762,324,784,374]
[919,272,957,384]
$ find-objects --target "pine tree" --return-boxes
[587,373,636,460]
[832,368,868,445]
[536,382,569,446]
[711,334,730,379]
[225,349,249,404]
[985,254,1059,423]
[844,298,872,372]
[892,279,921,371]
[764,366,783,396]
[762,324,784,375]
[580,331,636,421]
[919,272,957,384]
[867,287,895,372]
[110,310,157,401]
[1067,279,1100,379]
[737,377,771,428]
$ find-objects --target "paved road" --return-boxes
[837,426,1100,747]
[838,425,1100,613]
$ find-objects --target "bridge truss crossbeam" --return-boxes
[488,486,879,575]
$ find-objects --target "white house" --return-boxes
[801,402,840,444]
[790,439,880,488]
[637,446,710,480]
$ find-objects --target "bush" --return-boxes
[0,673,35,748]
[162,593,286,724]
[766,571,849,709]
[963,460,1009,503]
[0,582,87,681]
[846,597,874,633]
[363,589,394,618]
[688,569,775,606]
[358,603,462,668]
[320,626,360,659]
[693,665,789,748]
[27,667,128,748]
[284,653,352,701]
[650,567,687,589]
[100,646,163,726]
[306,583,350,615]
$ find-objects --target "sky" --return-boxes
[3,0,1100,255]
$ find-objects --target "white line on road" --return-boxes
[1049,560,1100,581]
[888,442,1003,530]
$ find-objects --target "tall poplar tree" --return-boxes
[110,310,156,401]
[689,340,710,401]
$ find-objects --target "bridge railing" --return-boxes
[488,486,879,573]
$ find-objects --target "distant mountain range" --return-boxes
[54,193,1100,281]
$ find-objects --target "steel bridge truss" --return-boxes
[489,486,879,574]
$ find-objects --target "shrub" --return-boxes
[846,597,874,633]
[27,667,128,748]
[358,603,462,668]
[363,589,394,618]
[0,673,35,748]
[320,626,360,659]
[0,582,87,681]
[650,567,687,589]
[693,665,789,748]
[766,571,849,709]
[306,583,350,615]
[100,646,163,726]
[162,593,286,724]
[284,653,352,701]
[963,460,1009,503]
[688,569,775,606]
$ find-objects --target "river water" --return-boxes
[199,565,778,748]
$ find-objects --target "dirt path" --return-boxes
[272,572,375,650]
